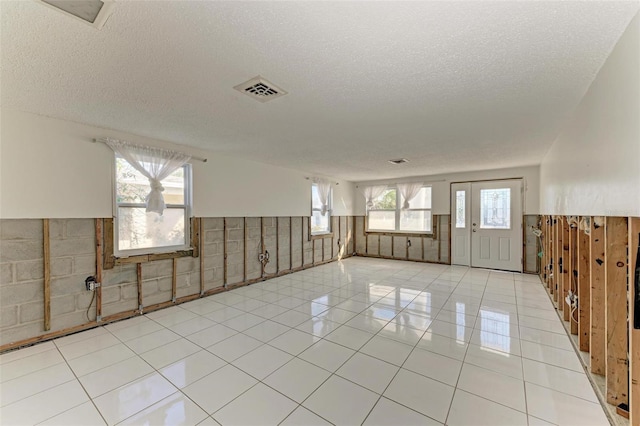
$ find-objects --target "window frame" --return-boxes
[310,183,333,236]
[366,185,433,235]
[112,155,193,258]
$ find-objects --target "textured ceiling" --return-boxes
[2,1,638,181]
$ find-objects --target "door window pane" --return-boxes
[456,190,465,228]
[400,210,431,232]
[368,211,396,230]
[480,188,511,229]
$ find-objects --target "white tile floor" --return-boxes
[0,258,610,425]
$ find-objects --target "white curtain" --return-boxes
[312,178,332,216]
[106,138,191,216]
[397,182,423,209]
[361,185,387,209]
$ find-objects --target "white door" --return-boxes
[470,180,523,272]
[451,182,471,266]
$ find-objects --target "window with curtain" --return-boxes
[114,156,192,255]
[367,185,432,233]
[311,182,332,235]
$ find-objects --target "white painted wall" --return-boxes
[539,13,640,217]
[0,109,355,218]
[354,165,540,215]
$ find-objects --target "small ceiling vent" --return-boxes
[38,0,115,29]
[388,158,409,165]
[234,76,288,103]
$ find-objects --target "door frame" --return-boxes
[450,177,525,272]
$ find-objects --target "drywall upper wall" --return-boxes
[0,109,355,218]
[539,13,640,217]
[354,165,540,215]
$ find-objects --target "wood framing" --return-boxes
[591,216,606,375]
[136,263,143,313]
[605,216,629,406]
[629,217,640,426]
[223,218,228,286]
[199,218,205,295]
[43,219,51,332]
[95,219,103,321]
[103,218,115,269]
[570,222,578,335]
[577,218,591,351]
[172,258,177,302]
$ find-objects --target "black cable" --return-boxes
[86,290,96,322]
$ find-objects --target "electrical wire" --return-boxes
[86,290,96,322]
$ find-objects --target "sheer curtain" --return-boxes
[361,185,387,209]
[106,138,191,215]
[312,178,332,216]
[397,182,423,209]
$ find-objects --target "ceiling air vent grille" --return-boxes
[388,158,409,165]
[234,76,287,103]
[38,0,114,29]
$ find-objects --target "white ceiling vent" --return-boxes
[38,0,115,29]
[388,158,409,165]
[234,76,288,103]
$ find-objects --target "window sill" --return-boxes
[366,230,433,238]
[310,232,334,239]
[111,249,194,266]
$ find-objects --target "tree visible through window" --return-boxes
[115,157,191,255]
[367,186,432,233]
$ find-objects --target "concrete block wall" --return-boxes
[524,215,540,274]
[0,216,355,349]
[354,215,451,264]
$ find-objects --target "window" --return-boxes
[367,186,432,233]
[455,190,466,228]
[114,157,192,255]
[311,183,332,235]
[480,188,511,229]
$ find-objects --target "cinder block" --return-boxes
[245,218,259,228]
[225,218,243,229]
[0,241,43,263]
[205,230,224,243]
[157,277,172,292]
[15,260,44,282]
[247,228,261,239]
[73,255,96,275]
[176,257,198,274]
[1,219,43,241]
[203,218,224,230]
[227,241,239,253]
[121,283,139,300]
[101,286,121,304]
[1,305,18,328]
[0,281,43,307]
[0,322,44,346]
[76,291,97,310]
[51,258,73,278]
[50,238,94,257]
[103,264,137,285]
[66,219,95,238]
[51,310,90,332]
[102,298,137,317]
[51,294,76,316]
[19,301,44,323]
[176,273,190,288]
[48,220,65,239]
[0,263,13,285]
[204,254,223,270]
[51,275,86,297]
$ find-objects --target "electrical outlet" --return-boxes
[85,276,100,291]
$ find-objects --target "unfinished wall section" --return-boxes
[354,215,451,264]
[0,215,356,350]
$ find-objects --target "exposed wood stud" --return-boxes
[172,258,177,302]
[570,223,578,335]
[562,217,570,320]
[43,219,51,331]
[322,237,325,262]
[95,219,103,321]
[421,236,425,261]
[301,217,305,267]
[378,234,381,256]
[289,217,293,270]
[276,217,280,273]
[590,216,606,375]
[103,218,115,269]
[199,218,205,294]
[391,235,394,258]
[191,217,200,258]
[364,218,368,255]
[629,217,640,426]
[243,217,247,282]
[224,218,228,286]
[578,218,591,351]
[605,216,629,406]
[136,263,143,313]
